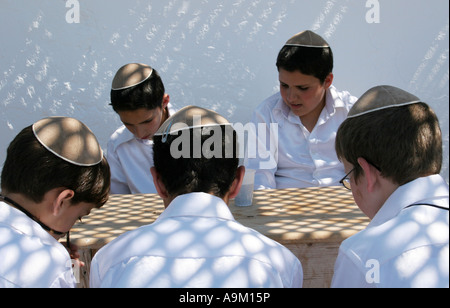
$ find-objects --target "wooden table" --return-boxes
[69,186,369,288]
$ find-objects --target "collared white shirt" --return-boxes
[0,202,76,288]
[90,193,303,288]
[247,86,357,190]
[107,104,176,194]
[331,175,449,288]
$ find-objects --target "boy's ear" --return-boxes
[324,73,334,89]
[150,167,169,200]
[228,166,246,199]
[52,189,75,216]
[357,157,378,193]
[162,94,170,109]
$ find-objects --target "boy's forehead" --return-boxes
[118,107,161,125]
[278,68,321,84]
[112,63,153,91]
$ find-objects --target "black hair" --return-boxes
[152,126,239,198]
[276,46,334,84]
[110,68,165,112]
[1,125,110,206]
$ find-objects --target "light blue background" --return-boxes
[1,0,448,183]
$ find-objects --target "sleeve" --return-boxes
[331,248,374,288]
[289,259,303,288]
[107,140,132,195]
[246,106,278,190]
[89,254,102,288]
[342,90,358,111]
[49,269,77,288]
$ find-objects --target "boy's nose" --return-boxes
[135,126,149,139]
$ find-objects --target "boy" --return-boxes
[90,106,303,288]
[247,30,357,189]
[107,63,176,194]
[0,117,110,288]
[332,85,449,288]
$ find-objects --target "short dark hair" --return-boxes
[276,46,334,84]
[110,68,165,112]
[152,126,239,198]
[1,125,111,206]
[335,103,442,186]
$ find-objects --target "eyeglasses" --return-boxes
[339,168,355,190]
[339,160,382,191]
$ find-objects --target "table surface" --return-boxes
[70,186,370,250]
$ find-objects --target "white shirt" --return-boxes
[90,193,303,288]
[331,175,449,288]
[0,201,76,288]
[247,86,357,189]
[107,104,176,194]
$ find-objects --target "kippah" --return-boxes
[284,30,330,48]
[111,63,153,91]
[32,117,103,166]
[154,106,232,143]
[348,85,422,118]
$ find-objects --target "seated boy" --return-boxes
[332,85,449,288]
[90,106,303,288]
[247,30,357,189]
[107,63,176,194]
[0,117,110,288]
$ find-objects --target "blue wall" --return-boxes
[1,0,448,182]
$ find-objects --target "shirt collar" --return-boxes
[0,201,61,247]
[325,85,345,114]
[272,94,291,124]
[369,174,449,227]
[273,85,344,126]
[156,192,235,222]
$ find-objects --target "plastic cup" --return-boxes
[235,169,256,207]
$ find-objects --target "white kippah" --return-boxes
[111,63,153,91]
[284,30,330,48]
[154,106,232,143]
[348,85,422,118]
[32,117,103,166]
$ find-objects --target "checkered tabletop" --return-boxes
[69,186,369,250]
[231,187,369,243]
